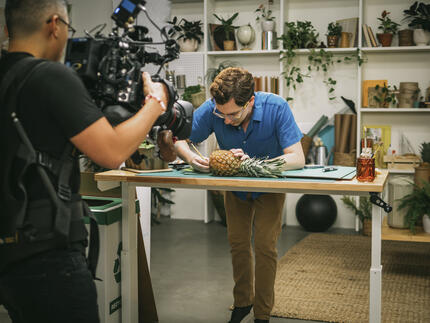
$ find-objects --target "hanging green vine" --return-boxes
[279,21,366,101]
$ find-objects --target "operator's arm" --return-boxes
[277,142,305,170]
[71,72,166,169]
[175,140,209,172]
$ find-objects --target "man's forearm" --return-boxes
[278,152,305,170]
[174,140,198,164]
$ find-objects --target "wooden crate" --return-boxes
[383,154,421,171]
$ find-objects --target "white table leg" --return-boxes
[370,201,382,323]
[121,182,138,323]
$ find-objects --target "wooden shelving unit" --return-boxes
[361,108,430,113]
[382,217,430,243]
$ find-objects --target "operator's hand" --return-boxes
[142,72,168,112]
[189,155,210,173]
[230,148,249,161]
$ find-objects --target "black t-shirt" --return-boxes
[0,52,104,199]
[0,52,104,270]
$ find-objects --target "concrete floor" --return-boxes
[0,218,354,323]
[150,218,354,323]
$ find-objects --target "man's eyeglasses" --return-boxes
[212,100,250,121]
[46,15,76,37]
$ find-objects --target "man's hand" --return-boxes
[142,72,168,111]
[189,155,210,173]
[230,148,249,161]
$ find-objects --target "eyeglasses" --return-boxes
[212,100,250,121]
[46,15,76,37]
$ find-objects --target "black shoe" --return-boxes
[254,320,269,323]
[228,304,253,323]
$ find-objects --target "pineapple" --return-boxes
[209,150,286,178]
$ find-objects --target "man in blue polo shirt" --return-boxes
[175,67,305,323]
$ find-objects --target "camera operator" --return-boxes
[0,0,168,322]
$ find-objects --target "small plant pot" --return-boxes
[326,35,339,48]
[261,20,275,32]
[223,40,235,51]
[376,33,393,47]
[414,165,430,188]
[398,29,414,46]
[413,29,430,46]
[423,214,430,234]
[362,218,372,236]
[178,38,198,52]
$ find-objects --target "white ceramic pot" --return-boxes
[178,38,198,52]
[423,214,430,234]
[237,24,255,49]
[261,20,275,32]
[413,29,430,46]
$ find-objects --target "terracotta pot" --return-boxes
[326,35,339,48]
[223,40,235,51]
[376,33,393,47]
[398,29,414,46]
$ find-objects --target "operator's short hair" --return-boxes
[5,0,68,39]
[210,67,255,107]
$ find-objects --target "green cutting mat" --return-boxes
[283,166,356,180]
[136,168,338,182]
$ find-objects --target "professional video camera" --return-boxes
[65,0,193,162]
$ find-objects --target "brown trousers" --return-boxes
[224,191,285,320]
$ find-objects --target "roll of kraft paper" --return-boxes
[349,114,357,153]
[339,114,352,153]
[335,114,342,151]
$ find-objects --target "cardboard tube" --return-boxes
[339,114,352,153]
[349,114,357,153]
[335,114,342,152]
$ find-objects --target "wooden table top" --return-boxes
[95,169,389,195]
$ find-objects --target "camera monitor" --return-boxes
[112,0,146,28]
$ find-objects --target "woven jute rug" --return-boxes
[272,233,430,323]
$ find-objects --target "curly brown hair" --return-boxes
[210,67,254,106]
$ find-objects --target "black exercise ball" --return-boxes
[296,194,337,232]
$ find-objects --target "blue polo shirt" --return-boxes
[189,91,303,200]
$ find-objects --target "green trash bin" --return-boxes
[83,196,139,323]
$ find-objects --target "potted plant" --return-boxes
[414,142,430,188]
[213,13,239,51]
[205,60,239,85]
[168,16,203,52]
[371,84,398,108]
[403,1,430,46]
[376,10,400,47]
[398,181,430,234]
[326,22,342,48]
[255,3,275,32]
[341,196,372,236]
[182,85,206,108]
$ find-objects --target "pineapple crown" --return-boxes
[420,142,430,164]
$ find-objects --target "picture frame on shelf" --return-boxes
[363,124,392,155]
[362,80,387,108]
[336,17,359,47]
